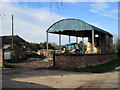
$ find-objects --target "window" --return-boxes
[66,45,75,51]
[75,44,79,49]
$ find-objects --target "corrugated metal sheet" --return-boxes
[47,18,113,37]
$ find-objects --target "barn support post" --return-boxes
[82,37,84,53]
[92,29,95,53]
[99,32,102,53]
[69,36,71,43]
[46,32,48,56]
[76,37,78,43]
[59,34,61,50]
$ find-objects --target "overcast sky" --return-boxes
[1,1,118,44]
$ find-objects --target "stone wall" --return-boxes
[55,54,118,68]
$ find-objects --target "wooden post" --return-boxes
[99,32,102,53]
[82,37,84,53]
[46,32,48,56]
[12,15,14,51]
[11,15,14,62]
[53,50,55,67]
[0,49,3,67]
[92,30,94,53]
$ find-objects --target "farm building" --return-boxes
[46,18,113,54]
[0,35,28,61]
[46,18,117,68]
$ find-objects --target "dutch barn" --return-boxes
[46,18,113,54]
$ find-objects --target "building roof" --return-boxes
[65,42,76,45]
[0,35,28,46]
[47,18,113,37]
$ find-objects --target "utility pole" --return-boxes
[11,15,14,61]
[12,15,14,50]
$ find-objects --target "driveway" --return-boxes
[2,67,120,89]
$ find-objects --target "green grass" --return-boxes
[48,58,120,73]
[0,66,5,68]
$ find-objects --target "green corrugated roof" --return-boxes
[47,18,113,37]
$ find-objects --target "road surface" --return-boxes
[2,67,120,89]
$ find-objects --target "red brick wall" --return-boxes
[12,60,53,69]
[0,49,3,67]
[55,54,118,68]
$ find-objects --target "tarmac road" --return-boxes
[2,67,120,89]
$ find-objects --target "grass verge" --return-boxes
[47,58,120,73]
[0,66,5,68]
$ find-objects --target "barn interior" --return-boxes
[46,18,113,55]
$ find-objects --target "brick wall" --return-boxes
[0,49,3,67]
[12,60,53,69]
[55,54,118,68]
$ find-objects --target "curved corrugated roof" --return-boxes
[47,18,113,37]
